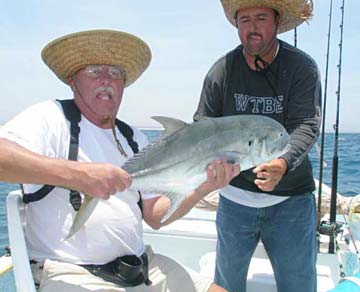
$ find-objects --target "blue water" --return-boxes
[0,131,359,258]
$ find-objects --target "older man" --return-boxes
[194,1,321,291]
[0,29,239,292]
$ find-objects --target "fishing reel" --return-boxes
[318,220,344,237]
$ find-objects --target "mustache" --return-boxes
[247,32,262,38]
[94,86,114,96]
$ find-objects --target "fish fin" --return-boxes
[195,116,210,121]
[65,195,99,240]
[160,192,186,223]
[193,113,214,122]
[210,151,243,165]
[123,117,189,173]
[122,147,152,172]
[151,116,189,138]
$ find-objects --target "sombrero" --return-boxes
[220,0,313,33]
[41,29,151,87]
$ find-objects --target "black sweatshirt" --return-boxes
[194,40,322,196]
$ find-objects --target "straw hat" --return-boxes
[41,29,151,87]
[220,0,313,33]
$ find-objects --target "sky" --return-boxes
[1,0,359,132]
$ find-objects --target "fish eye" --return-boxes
[248,140,252,147]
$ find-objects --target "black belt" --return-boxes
[80,253,152,287]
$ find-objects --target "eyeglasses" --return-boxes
[84,65,125,80]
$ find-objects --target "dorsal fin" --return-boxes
[195,115,210,121]
[151,116,189,137]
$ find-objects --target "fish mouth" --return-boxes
[284,143,291,152]
[275,142,291,156]
[266,141,290,158]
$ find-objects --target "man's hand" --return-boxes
[195,160,241,198]
[142,160,241,229]
[0,138,132,199]
[71,162,132,199]
[253,158,288,192]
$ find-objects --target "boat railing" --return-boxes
[6,190,36,292]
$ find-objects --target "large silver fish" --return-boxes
[66,115,290,239]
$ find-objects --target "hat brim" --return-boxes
[41,29,151,87]
[220,0,313,34]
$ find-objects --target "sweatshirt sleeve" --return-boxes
[281,58,322,172]
[193,56,227,121]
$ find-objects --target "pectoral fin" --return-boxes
[220,151,243,164]
[160,192,186,223]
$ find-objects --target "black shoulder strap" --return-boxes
[22,184,55,203]
[114,119,139,154]
[59,99,81,161]
[114,119,142,212]
[23,99,82,210]
[23,99,143,213]
[57,99,82,210]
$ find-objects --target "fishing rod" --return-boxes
[317,0,333,224]
[329,0,346,254]
[293,27,297,47]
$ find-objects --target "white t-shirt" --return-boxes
[0,100,157,264]
[220,185,289,208]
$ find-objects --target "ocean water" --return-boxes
[0,131,359,259]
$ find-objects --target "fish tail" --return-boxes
[65,195,99,240]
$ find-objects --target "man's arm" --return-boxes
[0,137,131,199]
[253,58,322,192]
[193,55,228,121]
[281,59,322,172]
[142,160,240,229]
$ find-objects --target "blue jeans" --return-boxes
[215,193,317,292]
